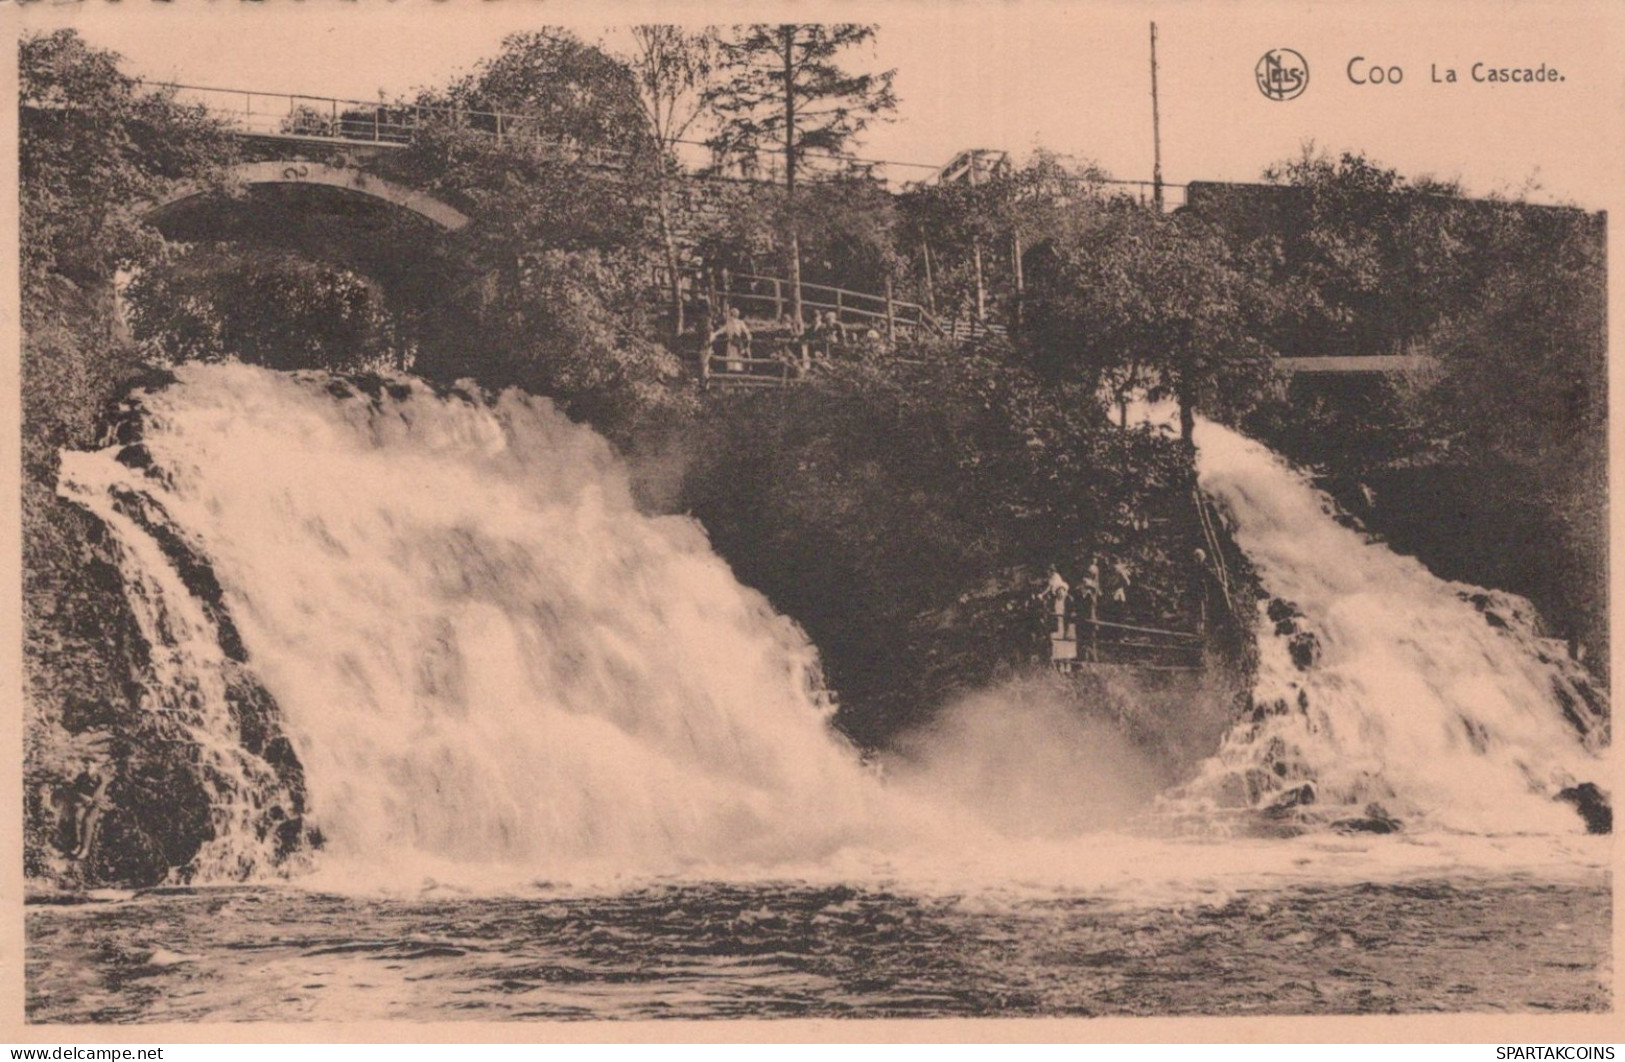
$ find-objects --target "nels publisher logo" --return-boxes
[1256,48,1309,100]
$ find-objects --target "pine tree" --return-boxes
[705,24,897,324]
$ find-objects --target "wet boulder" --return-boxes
[1266,598,1302,635]
[1331,802,1403,834]
[1287,631,1321,670]
[1263,782,1316,817]
[1556,783,1611,835]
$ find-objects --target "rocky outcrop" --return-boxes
[1330,802,1403,835]
[24,385,312,888]
[1460,589,1610,748]
[1557,783,1612,835]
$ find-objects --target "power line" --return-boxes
[147,81,1190,190]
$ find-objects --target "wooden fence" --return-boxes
[1061,615,1206,672]
[667,266,948,341]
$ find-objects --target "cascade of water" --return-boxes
[56,452,301,880]
[1178,419,1608,834]
[59,364,897,883]
[55,366,1607,887]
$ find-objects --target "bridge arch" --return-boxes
[149,160,471,232]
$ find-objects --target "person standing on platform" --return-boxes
[710,307,752,373]
[1077,558,1102,661]
[1040,564,1076,671]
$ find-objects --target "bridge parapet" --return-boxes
[157,83,632,167]
[148,159,471,232]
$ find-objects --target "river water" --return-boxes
[32,364,1611,1022]
[24,874,1612,1021]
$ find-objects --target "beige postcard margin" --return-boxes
[0,0,1622,1044]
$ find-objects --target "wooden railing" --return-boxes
[1066,615,1205,671]
[703,352,812,388]
[672,266,948,341]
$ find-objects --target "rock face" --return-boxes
[1171,578,1611,838]
[24,392,311,889]
[1331,802,1403,835]
[1557,783,1612,835]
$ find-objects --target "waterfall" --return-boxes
[53,366,1606,887]
[1178,418,1608,834]
[58,363,896,883]
[54,451,303,880]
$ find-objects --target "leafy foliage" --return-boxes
[680,351,1208,744]
[21,29,236,292]
[697,175,901,294]
[424,248,693,441]
[897,150,1109,322]
[1228,149,1609,670]
[703,24,898,321]
[625,26,720,333]
[1020,202,1275,442]
[437,30,652,153]
[1205,146,1475,358]
[125,248,407,372]
[372,30,688,436]
[627,25,719,155]
[704,24,897,189]
[20,29,236,473]
[20,30,246,885]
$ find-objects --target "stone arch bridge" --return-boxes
[149,159,470,233]
[143,82,1434,376]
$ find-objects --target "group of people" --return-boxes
[1037,559,1132,671]
[703,304,878,377]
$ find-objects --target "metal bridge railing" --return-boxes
[154,82,632,166]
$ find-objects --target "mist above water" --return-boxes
[886,677,1165,839]
[60,365,926,884]
[54,365,1606,892]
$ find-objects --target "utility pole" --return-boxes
[969,153,986,322]
[783,27,804,327]
[1150,21,1164,212]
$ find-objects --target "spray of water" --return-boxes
[59,364,931,884]
[1178,419,1608,834]
[886,675,1164,838]
[54,367,1607,891]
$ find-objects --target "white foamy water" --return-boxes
[1182,418,1609,835]
[54,366,1607,896]
[58,364,938,885]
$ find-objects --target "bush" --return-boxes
[679,354,1210,746]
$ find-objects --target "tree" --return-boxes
[19,30,254,888]
[899,150,1109,326]
[704,24,897,323]
[1423,201,1608,663]
[451,248,692,439]
[1020,204,1273,445]
[679,353,1206,747]
[1225,149,1609,674]
[125,247,408,372]
[625,25,718,334]
[395,29,655,254]
[20,28,236,472]
[1213,145,1475,358]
